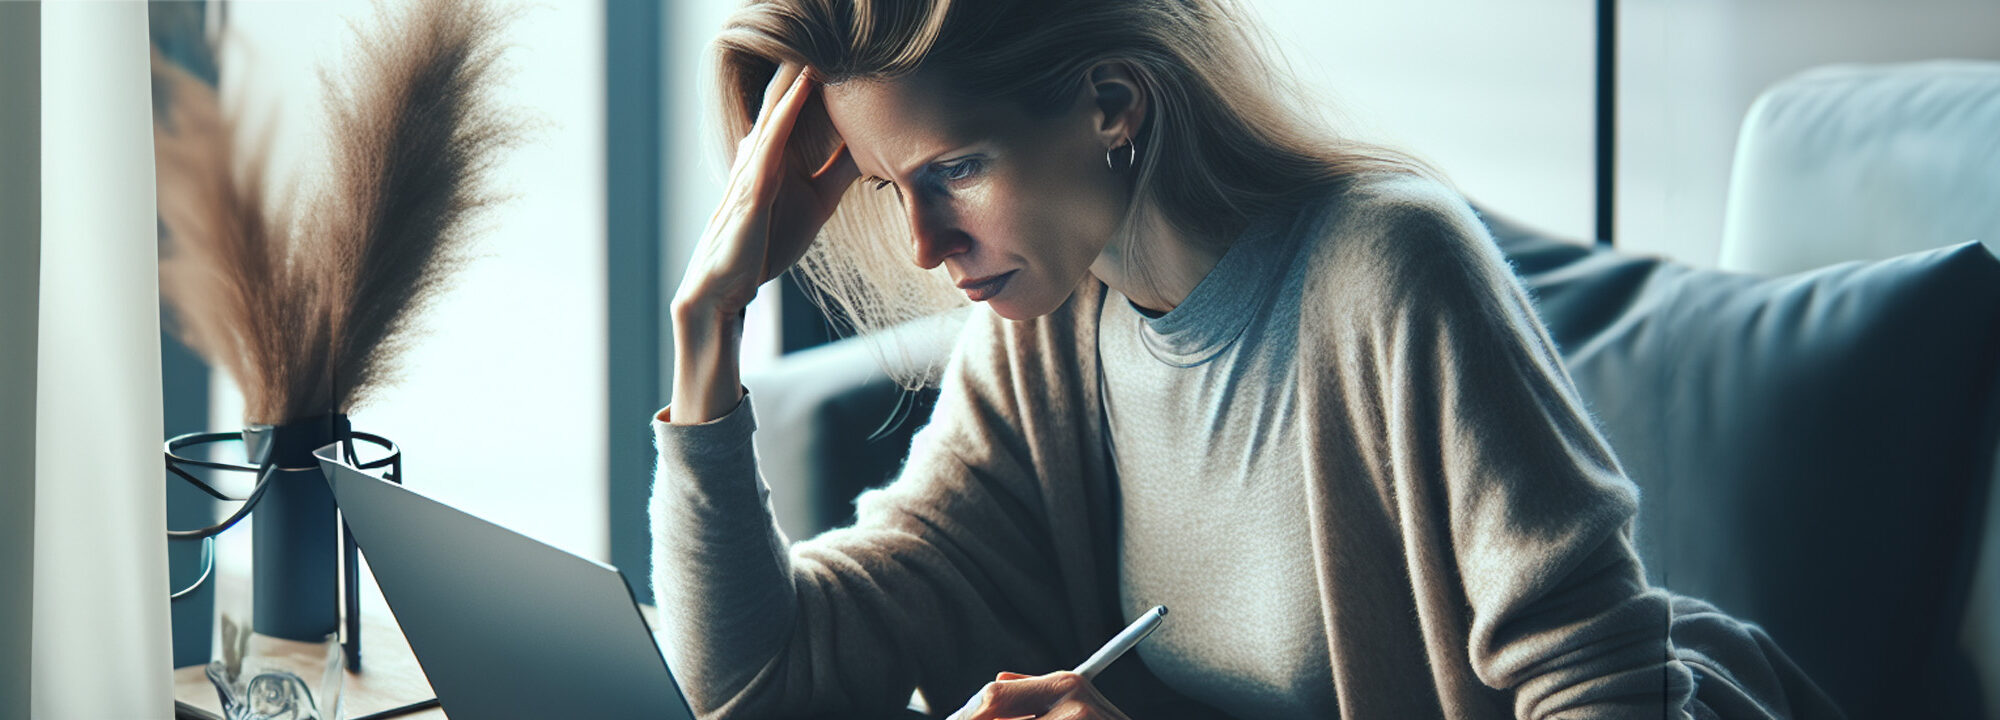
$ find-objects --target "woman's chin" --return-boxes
[986,300,1035,321]
[985,288,1072,321]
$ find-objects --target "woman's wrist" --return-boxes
[668,297,747,425]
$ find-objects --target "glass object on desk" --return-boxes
[206,614,346,720]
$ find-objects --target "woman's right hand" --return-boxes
[669,63,860,425]
[947,672,1134,720]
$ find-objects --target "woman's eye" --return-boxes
[937,158,982,183]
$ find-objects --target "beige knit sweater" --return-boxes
[651,174,1839,720]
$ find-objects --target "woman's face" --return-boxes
[821,69,1136,320]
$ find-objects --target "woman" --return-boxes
[653,0,1839,718]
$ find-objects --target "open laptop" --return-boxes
[314,444,697,720]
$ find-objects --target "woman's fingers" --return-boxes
[945,671,1130,720]
[743,70,817,204]
[726,63,805,186]
[744,63,802,157]
[749,68,810,157]
[758,63,804,130]
[728,69,798,181]
[720,69,807,215]
[948,672,1084,720]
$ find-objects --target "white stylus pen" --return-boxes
[1073,605,1168,679]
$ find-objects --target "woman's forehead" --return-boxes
[822,73,1024,178]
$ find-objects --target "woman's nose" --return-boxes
[909,202,971,270]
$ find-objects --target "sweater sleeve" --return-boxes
[1315,184,1696,719]
[649,295,1111,720]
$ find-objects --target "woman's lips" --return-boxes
[957,270,1017,302]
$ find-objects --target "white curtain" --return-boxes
[27,1,175,717]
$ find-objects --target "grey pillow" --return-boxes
[1484,211,2000,719]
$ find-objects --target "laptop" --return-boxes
[314,444,698,720]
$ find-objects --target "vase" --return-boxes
[244,413,349,642]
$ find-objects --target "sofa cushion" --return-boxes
[1486,212,2000,718]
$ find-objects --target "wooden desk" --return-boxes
[171,599,932,720]
[171,591,677,719]
[173,606,445,720]
[169,562,920,719]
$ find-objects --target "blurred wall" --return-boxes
[1257,0,2000,263]
[1254,0,1598,245]
[1618,0,2000,265]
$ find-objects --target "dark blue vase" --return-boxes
[245,414,348,642]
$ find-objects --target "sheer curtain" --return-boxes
[25,2,176,716]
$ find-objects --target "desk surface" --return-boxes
[173,606,445,720]
[172,602,935,720]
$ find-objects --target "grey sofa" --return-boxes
[743,211,2000,718]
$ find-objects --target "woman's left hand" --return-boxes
[945,671,1132,720]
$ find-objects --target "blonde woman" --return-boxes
[652,1,1839,718]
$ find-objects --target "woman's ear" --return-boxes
[1085,61,1147,144]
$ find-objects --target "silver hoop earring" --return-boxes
[1106,138,1137,173]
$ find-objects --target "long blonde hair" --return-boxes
[712,0,1428,385]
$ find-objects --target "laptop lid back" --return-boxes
[315,445,694,720]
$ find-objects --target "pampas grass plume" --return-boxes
[155,0,523,426]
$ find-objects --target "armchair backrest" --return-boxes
[1719,60,2000,274]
